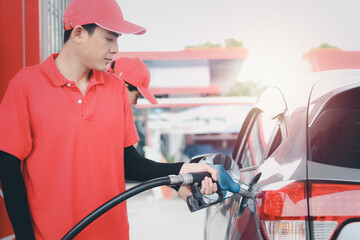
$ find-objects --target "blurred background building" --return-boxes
[114,49,253,163]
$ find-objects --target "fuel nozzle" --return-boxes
[179,166,241,212]
[197,153,242,196]
[183,153,247,212]
[168,172,224,212]
[170,153,247,213]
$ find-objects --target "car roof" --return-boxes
[272,69,360,117]
[310,69,360,100]
[307,69,360,126]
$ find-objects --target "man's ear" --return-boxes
[72,25,85,43]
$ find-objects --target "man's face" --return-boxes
[127,88,141,105]
[79,26,120,71]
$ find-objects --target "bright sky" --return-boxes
[116,0,360,86]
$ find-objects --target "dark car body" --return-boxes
[203,70,360,240]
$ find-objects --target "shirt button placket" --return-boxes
[64,82,84,117]
[77,98,84,118]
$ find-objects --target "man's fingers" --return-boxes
[200,177,218,195]
[205,165,218,181]
[179,163,218,182]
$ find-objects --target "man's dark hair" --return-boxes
[125,82,138,92]
[64,24,97,43]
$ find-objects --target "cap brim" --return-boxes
[138,87,158,104]
[96,20,146,35]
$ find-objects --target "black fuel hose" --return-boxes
[62,172,211,240]
[62,176,170,240]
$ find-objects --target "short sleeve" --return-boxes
[122,86,139,147]
[0,70,33,160]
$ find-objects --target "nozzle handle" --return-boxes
[190,172,212,184]
[186,183,224,212]
[181,172,211,186]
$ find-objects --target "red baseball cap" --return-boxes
[63,0,146,35]
[111,57,157,104]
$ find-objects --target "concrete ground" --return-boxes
[126,184,206,240]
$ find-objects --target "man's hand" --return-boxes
[177,186,192,201]
[179,163,218,195]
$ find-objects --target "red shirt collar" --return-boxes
[41,53,105,87]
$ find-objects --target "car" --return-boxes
[201,69,360,240]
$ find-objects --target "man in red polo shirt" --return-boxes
[0,0,218,239]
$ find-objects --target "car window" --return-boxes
[239,112,278,168]
[310,87,360,169]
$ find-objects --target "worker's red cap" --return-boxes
[63,0,146,35]
[111,57,157,104]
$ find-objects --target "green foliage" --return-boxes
[224,38,243,48]
[185,41,222,49]
[306,43,341,54]
[185,38,244,49]
[317,43,340,49]
[227,80,266,96]
[166,154,176,163]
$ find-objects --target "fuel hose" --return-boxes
[61,172,211,240]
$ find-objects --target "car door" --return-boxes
[204,87,287,240]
